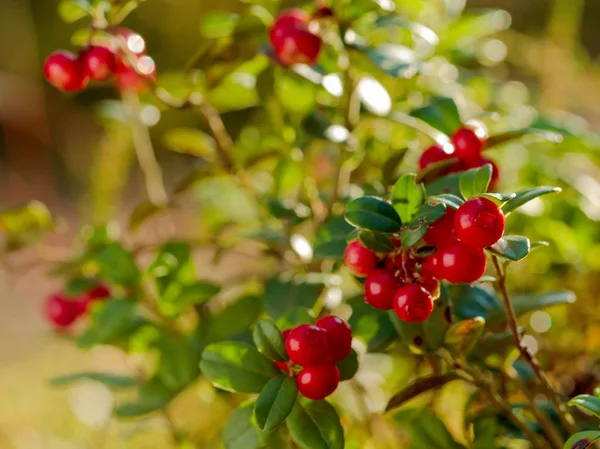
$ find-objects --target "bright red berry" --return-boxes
[269,9,310,43]
[468,157,500,190]
[274,361,289,372]
[76,284,112,314]
[296,364,340,400]
[421,253,442,278]
[114,54,156,92]
[424,208,458,247]
[282,328,292,342]
[454,197,505,248]
[418,145,454,171]
[45,294,81,328]
[393,284,434,323]
[43,50,89,92]
[364,269,402,310]
[437,242,487,284]
[419,270,440,296]
[452,126,486,163]
[344,240,378,277]
[315,315,352,361]
[272,27,322,66]
[82,46,116,82]
[286,324,331,366]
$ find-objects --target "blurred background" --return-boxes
[1,0,600,448]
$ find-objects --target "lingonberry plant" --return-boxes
[3,0,597,448]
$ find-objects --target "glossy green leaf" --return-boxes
[451,285,503,324]
[253,319,287,362]
[78,299,138,349]
[391,173,426,223]
[444,317,486,355]
[255,377,298,431]
[264,278,324,322]
[89,243,139,286]
[401,226,428,248]
[563,431,600,449]
[416,158,460,184]
[201,295,262,343]
[358,230,395,252]
[479,192,516,204]
[156,333,201,391]
[200,342,279,393]
[224,401,273,449]
[162,127,216,160]
[347,296,396,353]
[313,218,354,260]
[171,281,221,311]
[512,290,576,317]
[386,372,462,412]
[487,236,530,261]
[114,377,173,418]
[568,395,600,419]
[366,44,419,78]
[337,349,359,381]
[410,97,462,136]
[287,398,344,449]
[501,187,562,214]
[485,128,563,149]
[50,372,137,389]
[412,203,447,225]
[459,164,492,199]
[58,0,90,23]
[345,196,402,232]
[199,11,239,38]
[428,194,464,209]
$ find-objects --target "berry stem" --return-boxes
[491,255,577,435]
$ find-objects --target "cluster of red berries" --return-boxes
[43,28,156,93]
[269,9,323,66]
[275,316,353,400]
[419,125,499,189]
[45,284,111,329]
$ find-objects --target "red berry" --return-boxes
[454,197,505,248]
[114,54,156,92]
[419,270,440,296]
[282,328,292,342]
[364,269,402,310]
[82,46,116,82]
[421,253,442,278]
[393,284,434,323]
[43,50,89,92]
[45,294,81,328]
[296,364,340,400]
[344,240,378,277]
[274,361,289,372]
[269,9,310,44]
[468,157,500,190]
[424,208,458,247]
[452,127,486,163]
[437,242,487,284]
[76,283,112,314]
[114,28,146,55]
[286,324,331,366]
[315,315,352,361]
[418,145,454,171]
[272,27,322,66]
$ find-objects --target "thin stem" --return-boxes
[491,255,577,434]
[518,379,564,449]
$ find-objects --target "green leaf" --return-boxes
[313,218,354,260]
[345,196,402,232]
[383,148,409,185]
[485,128,563,149]
[410,97,462,136]
[287,398,344,449]
[78,299,138,349]
[64,277,97,296]
[224,401,272,449]
[156,333,201,391]
[253,319,287,362]
[50,372,137,389]
[444,317,486,355]
[479,192,516,205]
[264,278,325,321]
[171,281,221,310]
[394,411,466,449]
[358,230,394,252]
[428,194,464,209]
[416,158,460,184]
[255,377,298,431]
[564,431,600,449]
[459,165,492,199]
[366,44,419,78]
[337,349,359,381]
[58,0,90,23]
[511,291,576,318]
[412,203,447,225]
[385,372,462,412]
[401,226,428,248]
[391,173,426,223]
[199,11,239,39]
[347,296,396,352]
[487,236,530,261]
[115,377,173,418]
[200,342,279,393]
[89,243,139,286]
[501,187,562,215]
[266,197,311,222]
[201,295,262,344]
[0,200,54,250]
[162,128,216,160]
[129,201,167,232]
[451,285,503,324]
[568,395,600,419]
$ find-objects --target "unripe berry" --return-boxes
[286,324,331,366]
[437,242,487,284]
[452,126,486,163]
[315,315,352,362]
[82,46,117,82]
[454,197,505,248]
[344,240,378,277]
[45,294,81,328]
[393,284,434,323]
[43,50,89,92]
[364,269,402,310]
[296,364,340,400]
[424,208,458,247]
[418,145,454,171]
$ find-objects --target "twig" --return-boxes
[491,255,577,434]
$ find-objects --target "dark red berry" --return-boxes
[296,364,340,400]
[467,157,500,190]
[421,253,442,279]
[344,240,378,277]
[393,284,434,323]
[437,242,487,284]
[424,208,458,247]
[315,315,352,361]
[82,46,116,82]
[313,6,334,18]
[452,126,486,163]
[418,144,454,171]
[286,324,331,366]
[43,50,89,92]
[282,328,292,342]
[45,294,81,328]
[76,284,112,314]
[269,9,310,43]
[364,269,402,310]
[272,27,322,66]
[454,197,505,248]
[274,361,289,372]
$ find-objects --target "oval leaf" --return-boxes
[162,127,217,159]
[487,235,530,261]
[501,186,561,215]
[385,372,462,412]
[410,97,462,136]
[428,194,464,209]
[459,165,492,199]
[337,349,359,381]
[564,431,600,449]
[366,44,419,79]
[345,196,402,232]
[512,290,576,317]
[313,217,354,260]
[253,319,287,362]
[287,399,344,449]
[412,203,447,225]
[568,395,600,419]
[50,372,137,390]
[391,173,426,223]
[224,401,272,449]
[486,128,563,149]
[444,317,486,355]
[358,230,395,252]
[255,377,298,431]
[200,342,279,393]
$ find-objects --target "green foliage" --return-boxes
[255,376,298,431]
[253,319,287,362]
[287,399,344,449]
[345,196,402,232]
